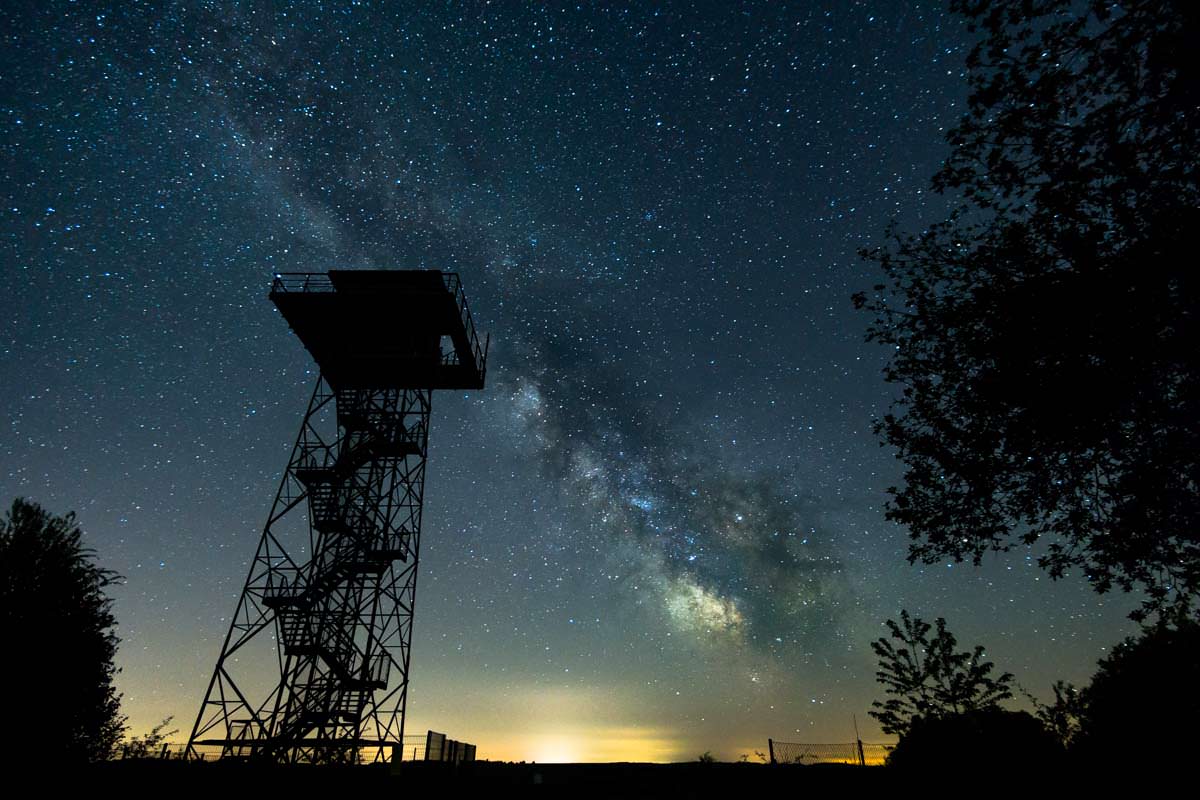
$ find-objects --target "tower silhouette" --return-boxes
[187,271,487,764]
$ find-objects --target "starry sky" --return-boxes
[1,1,1140,762]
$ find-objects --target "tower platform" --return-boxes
[270,271,488,390]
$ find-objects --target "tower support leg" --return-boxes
[187,377,432,764]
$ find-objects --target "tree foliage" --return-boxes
[869,610,1014,737]
[0,498,125,762]
[854,1,1199,618]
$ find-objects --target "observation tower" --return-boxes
[187,270,488,764]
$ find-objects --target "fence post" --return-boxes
[768,738,775,765]
[856,739,865,767]
[390,744,402,776]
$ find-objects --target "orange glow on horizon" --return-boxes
[475,726,687,763]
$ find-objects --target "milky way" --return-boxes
[505,337,851,656]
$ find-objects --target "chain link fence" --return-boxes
[768,739,892,766]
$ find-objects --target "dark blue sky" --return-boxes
[0,1,1137,760]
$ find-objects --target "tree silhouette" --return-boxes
[854,2,1198,618]
[869,610,1013,737]
[0,498,125,762]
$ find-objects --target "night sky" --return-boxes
[1,1,1139,761]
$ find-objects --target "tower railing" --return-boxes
[271,273,335,293]
[441,273,490,379]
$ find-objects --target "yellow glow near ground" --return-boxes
[482,726,684,763]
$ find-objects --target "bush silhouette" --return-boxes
[887,708,1061,769]
[124,717,178,759]
[0,498,125,762]
[1072,618,1200,765]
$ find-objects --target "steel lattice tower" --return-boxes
[187,271,487,764]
